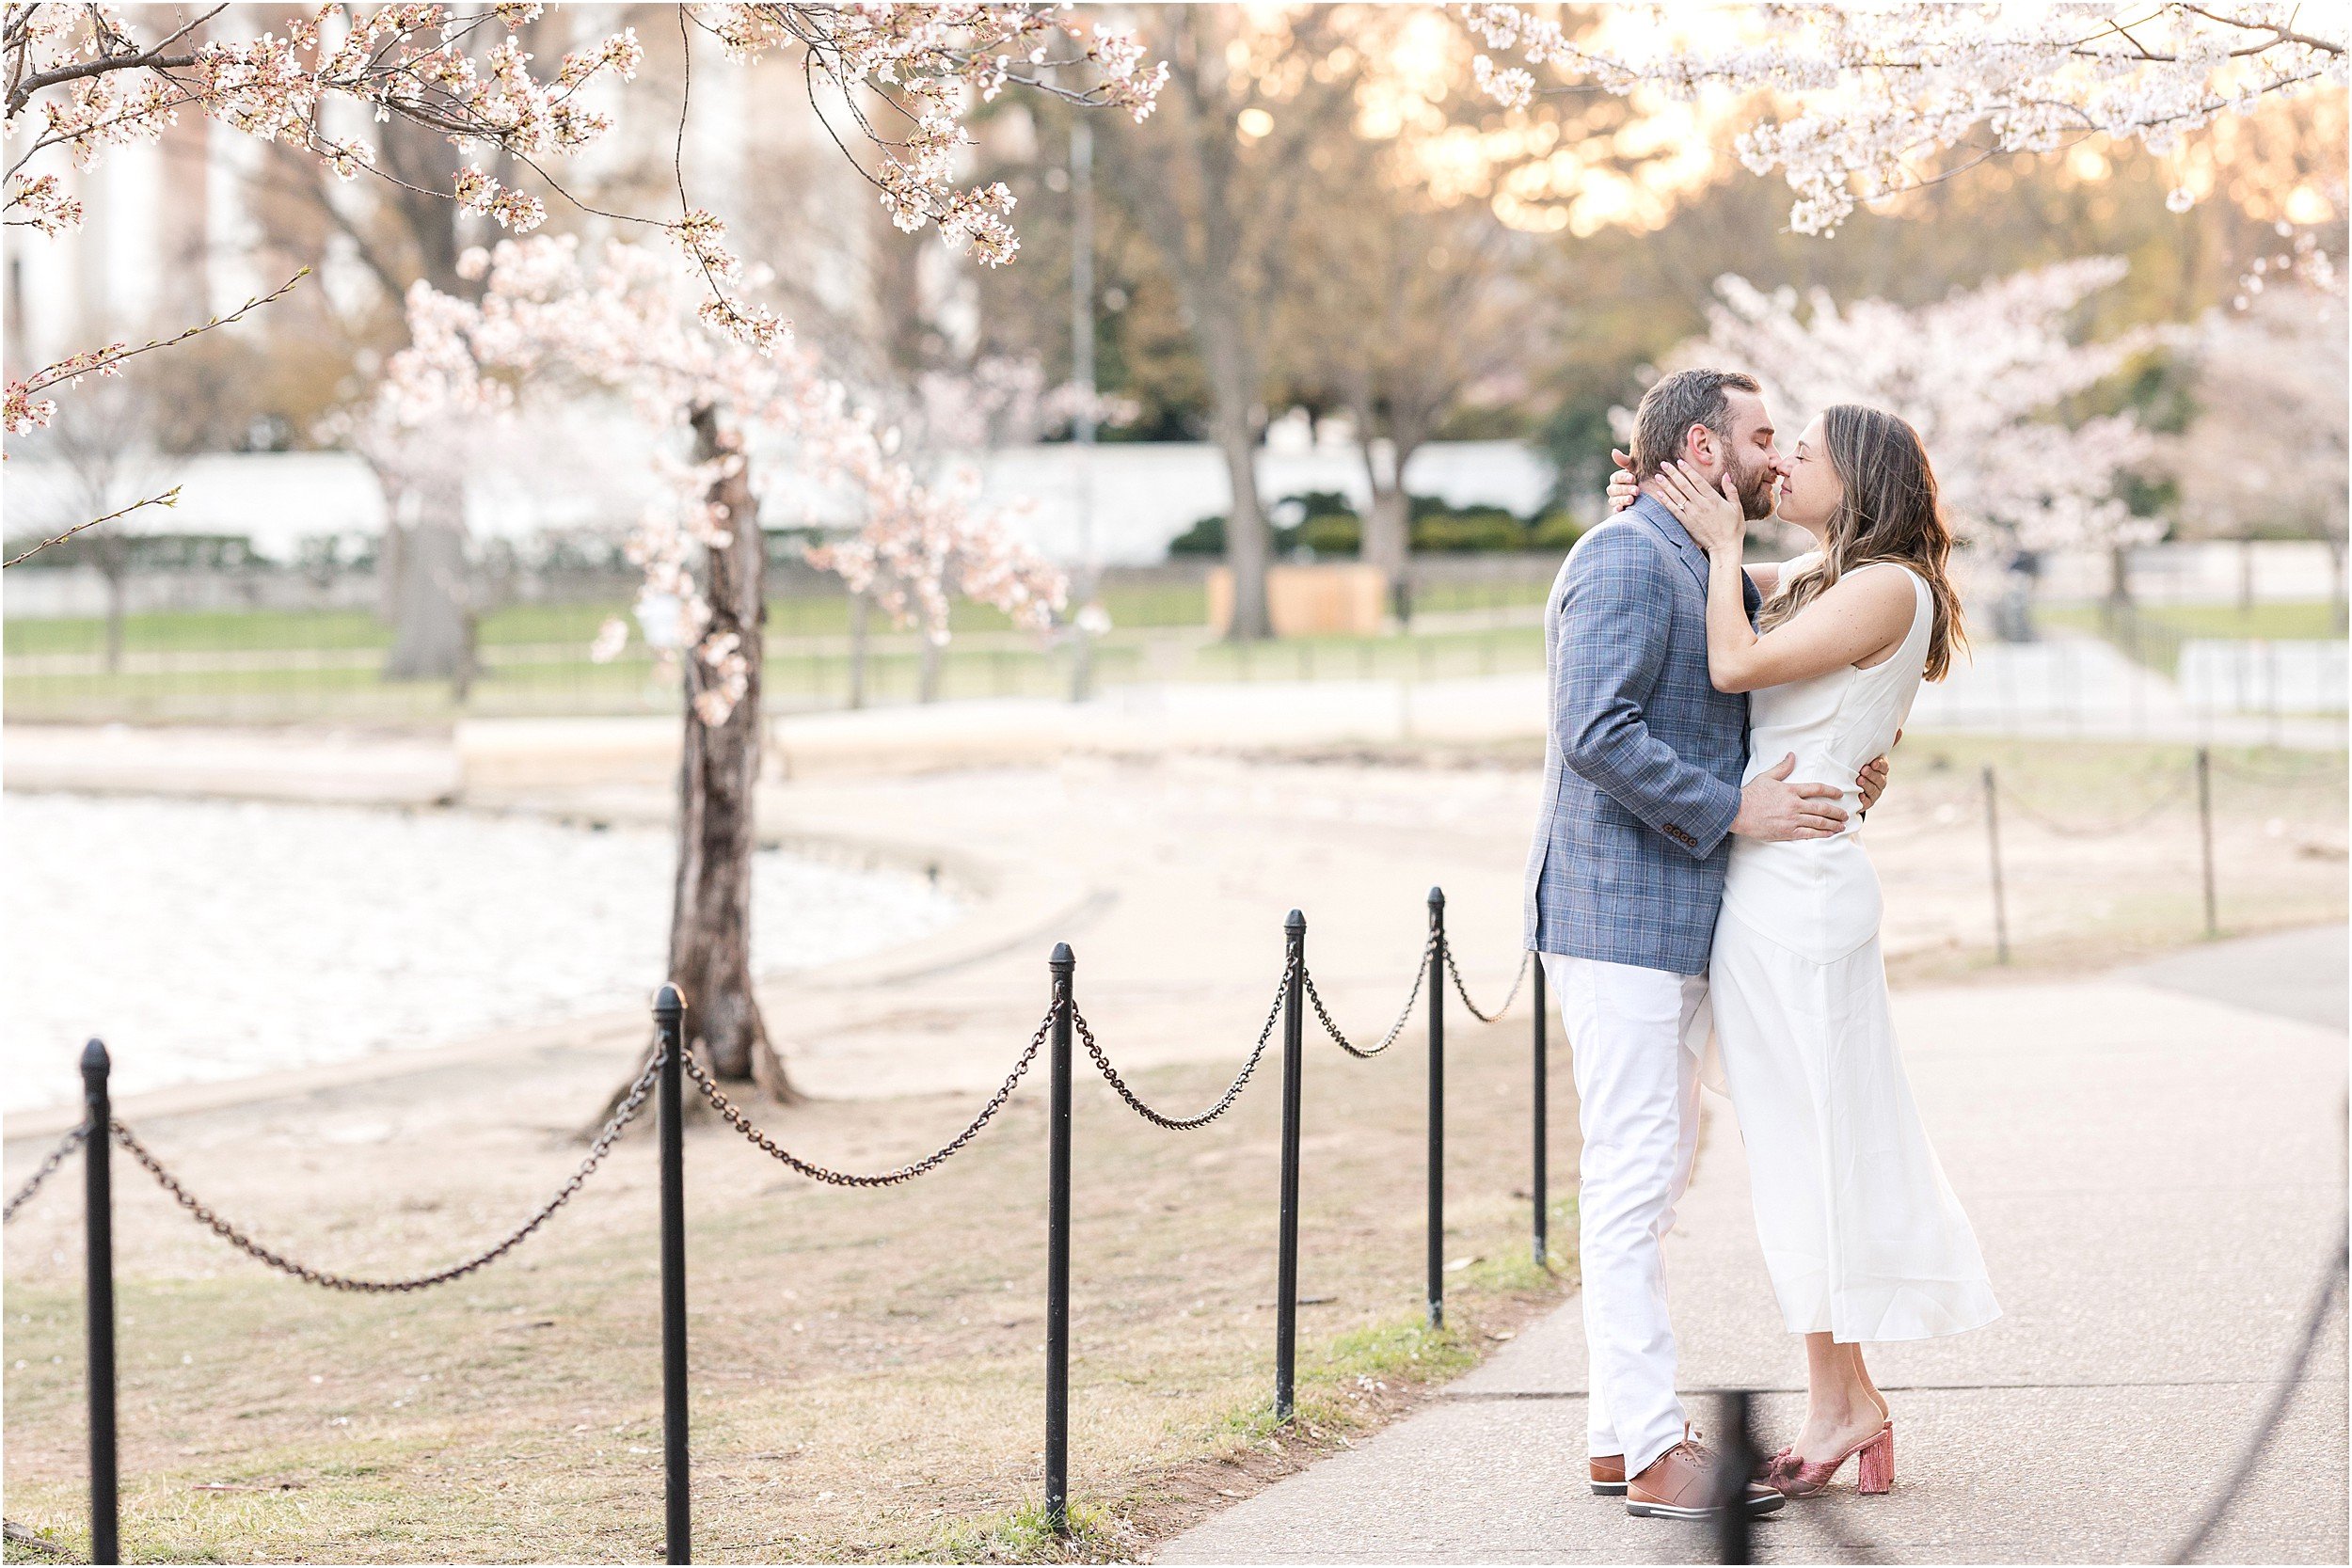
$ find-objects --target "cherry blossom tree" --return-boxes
[382,232,1069,1095]
[2165,281,2349,625]
[3,2,1163,549]
[1460,3,2346,235]
[1649,257,2160,591]
[8,3,1161,1101]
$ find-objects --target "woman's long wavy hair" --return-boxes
[1758,404,1966,681]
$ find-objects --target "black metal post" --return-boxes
[1532,956,1549,1271]
[82,1039,118,1567]
[1045,943,1075,1536]
[1275,911,1306,1420]
[2197,746,2218,938]
[1982,765,2010,965]
[1426,888,1446,1329]
[1712,1389,1758,1564]
[654,985,690,1565]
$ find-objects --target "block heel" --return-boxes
[1856,1425,1894,1495]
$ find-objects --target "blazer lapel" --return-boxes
[1631,494,1711,594]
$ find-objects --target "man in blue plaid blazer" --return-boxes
[1525,369,1865,1517]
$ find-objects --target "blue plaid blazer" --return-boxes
[1522,495,1758,975]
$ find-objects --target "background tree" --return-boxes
[2164,283,2350,626]
[1090,6,1361,639]
[7,1,1162,1108]
[385,234,1072,1097]
[1279,8,1550,610]
[12,375,184,668]
[1671,259,2160,571]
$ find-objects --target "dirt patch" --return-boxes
[2,1000,1575,1563]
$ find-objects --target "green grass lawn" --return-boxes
[2041,599,2346,675]
[3,600,1547,723]
[2,581,1227,661]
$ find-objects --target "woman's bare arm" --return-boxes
[1704,564,1915,693]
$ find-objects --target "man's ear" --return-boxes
[1685,422,1716,468]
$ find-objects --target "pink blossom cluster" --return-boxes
[1661,258,2161,556]
[7,5,643,232]
[3,339,119,435]
[2237,214,2344,310]
[1461,4,2347,235]
[377,234,1069,724]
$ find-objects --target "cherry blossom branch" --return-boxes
[4,267,309,436]
[3,4,221,115]
[1459,3,2349,234]
[3,484,182,568]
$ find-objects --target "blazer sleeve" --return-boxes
[1553,529,1742,861]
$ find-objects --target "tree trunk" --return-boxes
[667,405,790,1099]
[2105,542,2133,608]
[917,632,944,703]
[1194,285,1270,641]
[383,471,476,693]
[1216,415,1271,641]
[99,533,127,674]
[375,510,406,627]
[1366,484,1412,626]
[846,588,870,709]
[1358,421,1415,628]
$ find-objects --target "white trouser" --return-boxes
[1544,951,1708,1479]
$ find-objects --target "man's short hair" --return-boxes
[1630,368,1761,482]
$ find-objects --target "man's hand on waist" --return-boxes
[1731,752,1848,842]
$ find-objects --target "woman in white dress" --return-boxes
[1629,404,2000,1498]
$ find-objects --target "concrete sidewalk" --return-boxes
[1160,927,2349,1564]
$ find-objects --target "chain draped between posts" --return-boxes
[98,1048,663,1293]
[8,896,2338,1568]
[3,1122,90,1224]
[1445,945,1531,1023]
[1303,931,1436,1057]
[1074,958,1291,1131]
[2169,1227,2351,1564]
[2206,753,2344,787]
[681,1002,1054,1184]
[1995,767,2196,837]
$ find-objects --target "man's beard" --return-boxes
[1724,451,1777,521]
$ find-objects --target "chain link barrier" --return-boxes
[3,1122,91,1225]
[1443,943,1530,1023]
[2207,752,2347,789]
[683,1001,1053,1184]
[2169,1228,2349,1563]
[1303,932,1434,1059]
[1996,767,2196,837]
[108,1047,663,1292]
[1073,958,1292,1131]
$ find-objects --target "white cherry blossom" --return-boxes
[1658,258,2160,556]
[377,234,1069,724]
[1461,4,2346,235]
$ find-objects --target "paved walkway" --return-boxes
[1161,927,2348,1564]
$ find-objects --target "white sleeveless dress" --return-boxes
[1709,562,2001,1343]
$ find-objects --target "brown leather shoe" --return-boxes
[1625,1439,1786,1520]
[1588,1453,1627,1496]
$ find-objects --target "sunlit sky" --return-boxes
[1331,4,2344,240]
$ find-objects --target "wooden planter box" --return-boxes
[1205,562,1386,637]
